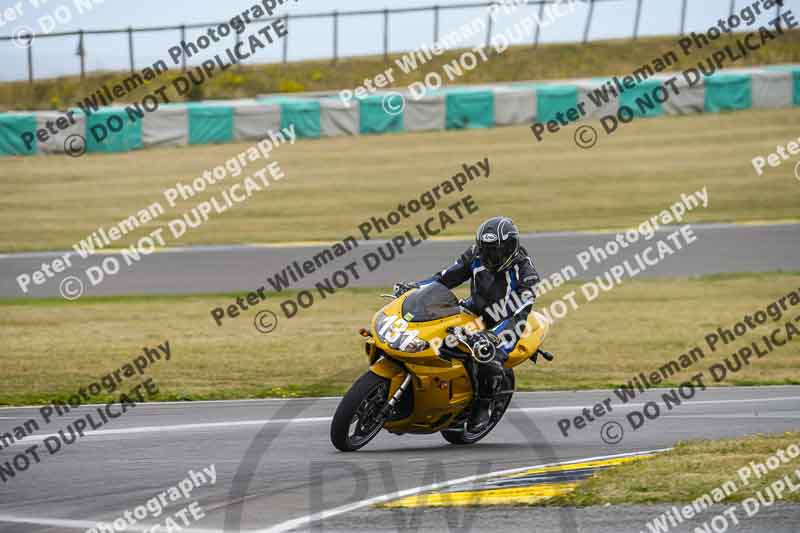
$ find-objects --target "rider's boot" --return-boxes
[467,398,493,432]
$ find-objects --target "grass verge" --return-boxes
[0,271,798,406]
[1,107,799,252]
[550,432,800,506]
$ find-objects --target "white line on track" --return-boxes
[0,449,670,532]
[8,417,330,447]
[2,385,797,412]
[511,395,800,414]
[5,396,799,448]
[0,397,341,411]
[0,514,221,532]
[665,414,800,419]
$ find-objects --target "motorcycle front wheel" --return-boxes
[330,371,390,452]
[441,369,515,445]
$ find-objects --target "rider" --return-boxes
[396,216,541,432]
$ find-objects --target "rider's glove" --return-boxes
[393,281,418,298]
[467,331,500,364]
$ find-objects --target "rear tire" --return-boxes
[330,371,390,452]
[441,369,515,445]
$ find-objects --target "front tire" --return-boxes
[330,371,390,452]
[441,369,515,445]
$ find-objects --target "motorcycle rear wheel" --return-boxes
[330,371,390,452]
[441,369,515,445]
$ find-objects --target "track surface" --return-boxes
[1,386,799,532]
[1,222,799,299]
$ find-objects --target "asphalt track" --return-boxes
[1,386,800,532]
[1,222,799,299]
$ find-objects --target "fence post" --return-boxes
[679,0,687,36]
[433,4,439,43]
[729,0,736,17]
[534,1,544,47]
[127,26,134,74]
[486,6,493,49]
[283,15,289,64]
[583,0,595,43]
[235,29,242,71]
[26,34,33,87]
[383,8,389,61]
[180,25,186,71]
[332,10,338,63]
[633,0,643,39]
[78,30,85,80]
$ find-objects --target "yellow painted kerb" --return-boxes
[379,454,653,508]
[380,483,579,508]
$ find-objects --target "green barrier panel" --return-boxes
[704,74,752,112]
[359,95,404,134]
[795,70,800,106]
[445,89,494,129]
[536,85,579,123]
[85,108,142,153]
[789,67,800,106]
[0,114,37,156]
[765,65,800,105]
[188,104,234,145]
[278,99,321,139]
[619,78,665,118]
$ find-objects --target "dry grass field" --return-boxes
[1,272,797,406]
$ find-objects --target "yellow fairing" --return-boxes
[505,310,551,367]
[367,292,550,435]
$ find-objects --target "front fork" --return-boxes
[379,372,412,418]
[369,355,412,419]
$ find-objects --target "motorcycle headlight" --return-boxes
[374,312,429,353]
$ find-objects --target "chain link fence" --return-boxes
[0,0,785,85]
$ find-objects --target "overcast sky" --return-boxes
[0,0,795,81]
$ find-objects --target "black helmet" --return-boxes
[476,216,520,272]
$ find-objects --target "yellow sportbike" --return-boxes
[330,282,553,452]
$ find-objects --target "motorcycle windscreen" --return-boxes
[401,282,461,322]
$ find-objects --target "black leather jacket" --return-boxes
[425,245,541,329]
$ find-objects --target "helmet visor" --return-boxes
[479,242,513,271]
